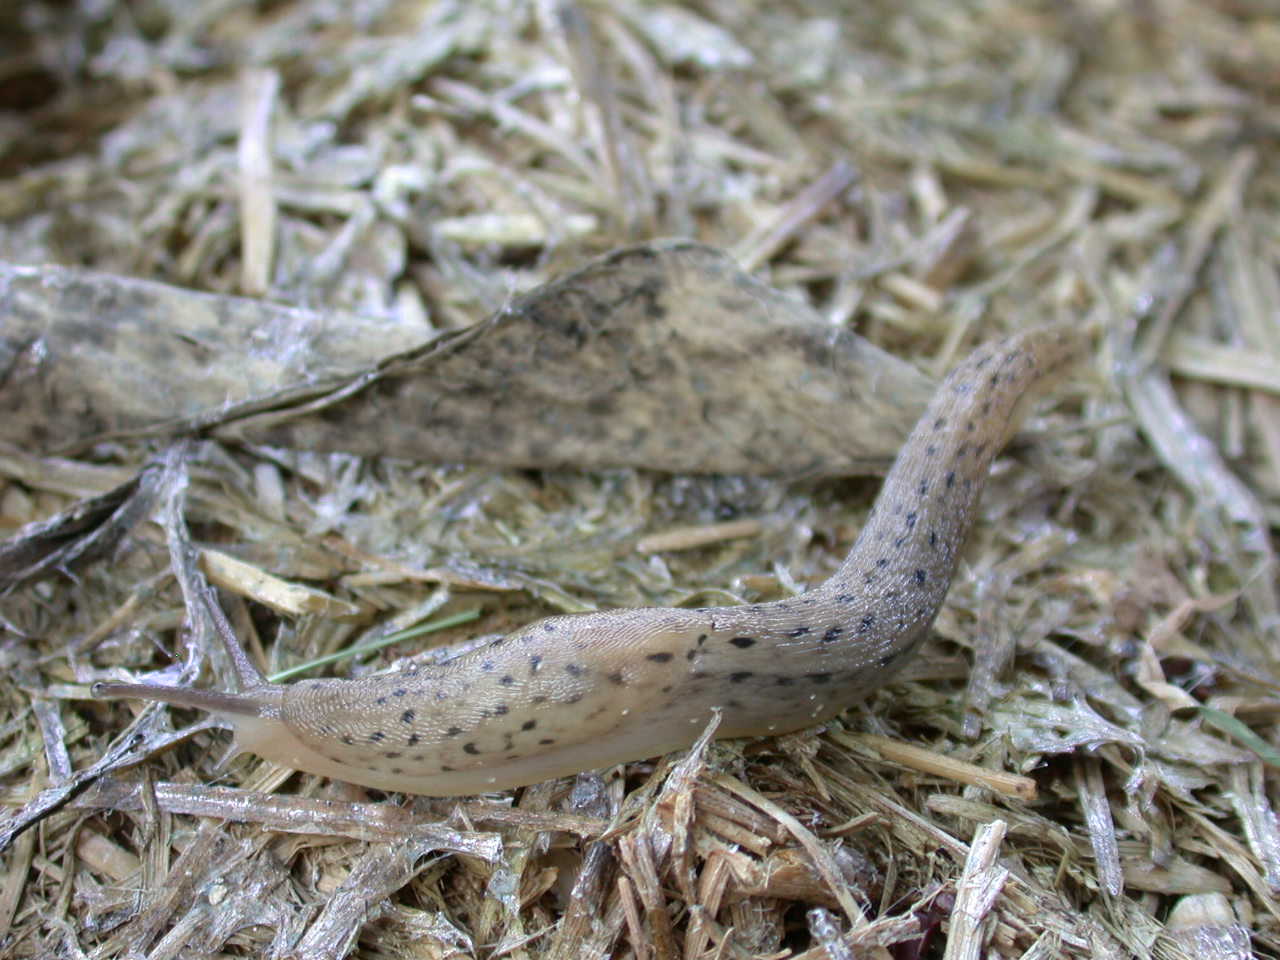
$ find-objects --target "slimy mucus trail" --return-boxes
[95,323,1085,795]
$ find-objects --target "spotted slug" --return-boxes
[94,323,1084,795]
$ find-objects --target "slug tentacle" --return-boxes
[90,681,273,718]
[94,323,1086,795]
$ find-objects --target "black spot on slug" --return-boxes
[341,735,354,746]
[914,569,927,584]
[647,652,673,662]
[608,671,626,685]
[499,675,515,686]
[946,470,956,489]
[394,688,406,697]
[494,704,509,716]
[481,660,495,672]
[787,626,812,637]
[463,742,480,755]
[565,663,585,677]
[539,738,556,746]
[370,731,385,743]
[806,672,833,684]
[522,719,537,731]
[530,655,542,673]
[401,709,415,724]
[446,726,463,737]
[823,626,842,642]
[384,751,401,759]
[730,637,756,648]
[860,614,876,631]
[729,671,754,683]
[408,734,420,746]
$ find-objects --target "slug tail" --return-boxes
[92,681,269,719]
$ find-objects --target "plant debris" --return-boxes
[0,245,935,475]
[1,1,1278,958]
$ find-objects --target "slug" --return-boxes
[94,323,1084,795]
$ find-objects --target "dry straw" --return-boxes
[1,1,1278,958]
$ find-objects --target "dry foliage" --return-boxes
[1,1,1279,958]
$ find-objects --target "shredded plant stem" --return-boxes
[0,2,1276,958]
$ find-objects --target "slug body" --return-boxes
[95,324,1083,795]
